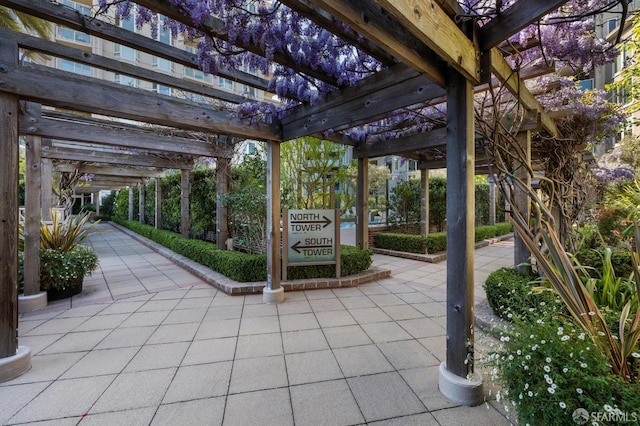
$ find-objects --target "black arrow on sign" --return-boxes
[291,241,333,254]
[290,215,332,228]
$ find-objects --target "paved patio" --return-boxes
[2,222,516,425]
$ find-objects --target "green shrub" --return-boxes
[484,267,562,321]
[576,247,634,279]
[475,225,497,242]
[426,232,447,253]
[92,215,111,222]
[495,221,513,235]
[39,245,98,291]
[375,233,426,254]
[486,313,640,426]
[114,219,372,282]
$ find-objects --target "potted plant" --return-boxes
[19,210,101,301]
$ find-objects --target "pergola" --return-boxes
[0,0,570,404]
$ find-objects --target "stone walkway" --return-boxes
[2,222,516,425]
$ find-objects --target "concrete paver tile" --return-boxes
[333,345,394,377]
[282,329,328,354]
[182,337,237,365]
[347,372,425,422]
[228,356,288,394]
[223,388,293,426]
[152,397,225,426]
[162,362,232,403]
[290,379,364,426]
[285,350,343,386]
[90,369,174,413]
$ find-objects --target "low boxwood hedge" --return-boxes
[114,219,372,282]
[576,247,633,278]
[483,267,563,321]
[374,222,512,254]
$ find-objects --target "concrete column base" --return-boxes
[18,292,48,313]
[263,286,285,304]
[0,346,31,383]
[438,362,483,406]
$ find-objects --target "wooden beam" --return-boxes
[0,28,247,105]
[41,141,194,169]
[0,63,280,140]
[303,0,446,86]
[375,0,481,84]
[20,114,232,158]
[480,0,569,50]
[353,127,447,159]
[279,0,397,66]
[0,0,268,91]
[41,158,54,222]
[489,49,558,137]
[283,64,445,140]
[54,164,165,178]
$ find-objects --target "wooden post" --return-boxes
[216,157,230,250]
[95,192,100,215]
[23,134,42,296]
[0,40,23,366]
[138,181,145,225]
[514,131,532,275]
[128,186,134,221]
[155,177,162,229]
[439,70,482,406]
[180,169,190,238]
[488,176,496,226]
[420,168,430,238]
[356,158,369,250]
[263,141,283,303]
[41,157,53,222]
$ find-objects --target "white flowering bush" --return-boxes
[486,313,640,425]
[39,245,98,291]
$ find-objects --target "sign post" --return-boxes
[282,209,340,281]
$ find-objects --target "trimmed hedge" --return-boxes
[484,267,563,321]
[374,222,512,254]
[374,233,426,254]
[426,232,447,254]
[113,219,372,282]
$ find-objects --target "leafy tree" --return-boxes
[281,137,348,210]
[388,179,420,229]
[99,191,116,217]
[223,154,267,253]
[429,177,447,231]
[607,14,640,119]
[190,168,216,232]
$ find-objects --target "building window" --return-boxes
[153,15,174,73]
[61,0,91,16]
[58,58,90,75]
[57,27,91,45]
[152,84,171,95]
[184,67,213,84]
[115,15,140,62]
[218,77,234,90]
[243,85,256,99]
[114,74,139,88]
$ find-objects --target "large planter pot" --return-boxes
[46,279,83,302]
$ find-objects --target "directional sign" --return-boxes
[287,209,337,264]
